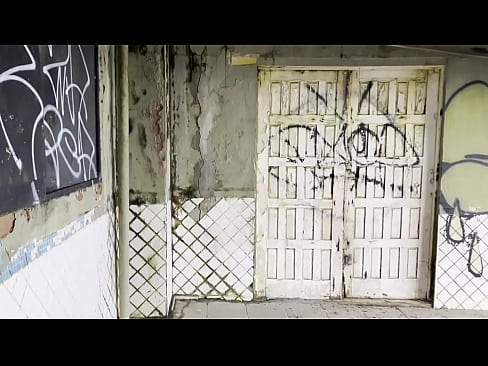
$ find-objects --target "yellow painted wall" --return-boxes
[441,81,488,213]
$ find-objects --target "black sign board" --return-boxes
[0,45,99,216]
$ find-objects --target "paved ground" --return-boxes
[169,298,488,319]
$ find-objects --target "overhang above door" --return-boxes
[389,45,488,59]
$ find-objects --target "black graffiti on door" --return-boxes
[440,81,488,278]
[268,81,421,194]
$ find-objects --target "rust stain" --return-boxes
[144,103,166,171]
[95,183,103,195]
[0,213,16,239]
[75,190,84,201]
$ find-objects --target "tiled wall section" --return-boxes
[173,198,255,301]
[435,213,488,310]
[0,209,118,318]
[129,204,168,318]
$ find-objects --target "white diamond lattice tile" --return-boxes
[129,204,168,318]
[105,203,118,318]
[435,212,488,310]
[172,198,255,301]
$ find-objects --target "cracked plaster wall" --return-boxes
[172,45,257,199]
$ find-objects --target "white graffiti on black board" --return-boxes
[0,45,97,203]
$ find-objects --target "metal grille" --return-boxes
[128,204,168,318]
[172,198,255,301]
[435,213,488,310]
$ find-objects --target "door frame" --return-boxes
[254,65,446,300]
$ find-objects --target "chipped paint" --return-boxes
[172,45,257,199]
[0,213,15,239]
[95,183,103,196]
[75,190,84,201]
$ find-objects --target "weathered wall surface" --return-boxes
[171,46,258,301]
[434,58,488,310]
[0,45,118,317]
[129,45,169,204]
[128,45,171,317]
[172,45,257,198]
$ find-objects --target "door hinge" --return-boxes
[343,254,352,266]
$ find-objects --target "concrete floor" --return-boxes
[170,298,488,319]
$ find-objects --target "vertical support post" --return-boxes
[116,45,130,318]
[163,45,173,314]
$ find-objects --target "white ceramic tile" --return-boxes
[0,212,117,318]
[128,204,168,318]
[173,199,254,300]
[10,272,28,305]
[23,285,48,319]
[0,287,26,318]
[436,213,488,310]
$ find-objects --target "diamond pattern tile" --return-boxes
[105,203,118,318]
[129,204,168,318]
[435,212,488,310]
[172,198,255,301]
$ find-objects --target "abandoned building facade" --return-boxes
[0,45,487,318]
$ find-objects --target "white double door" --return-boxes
[255,67,441,299]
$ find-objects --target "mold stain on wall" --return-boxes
[171,45,257,201]
[128,45,168,205]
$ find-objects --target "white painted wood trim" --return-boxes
[342,70,358,298]
[418,67,443,299]
[254,69,271,298]
[329,70,350,298]
[431,66,446,304]
[259,61,447,69]
[166,198,173,314]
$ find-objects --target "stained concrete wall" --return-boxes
[0,45,118,317]
[127,46,171,317]
[172,45,258,198]
[128,45,169,204]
